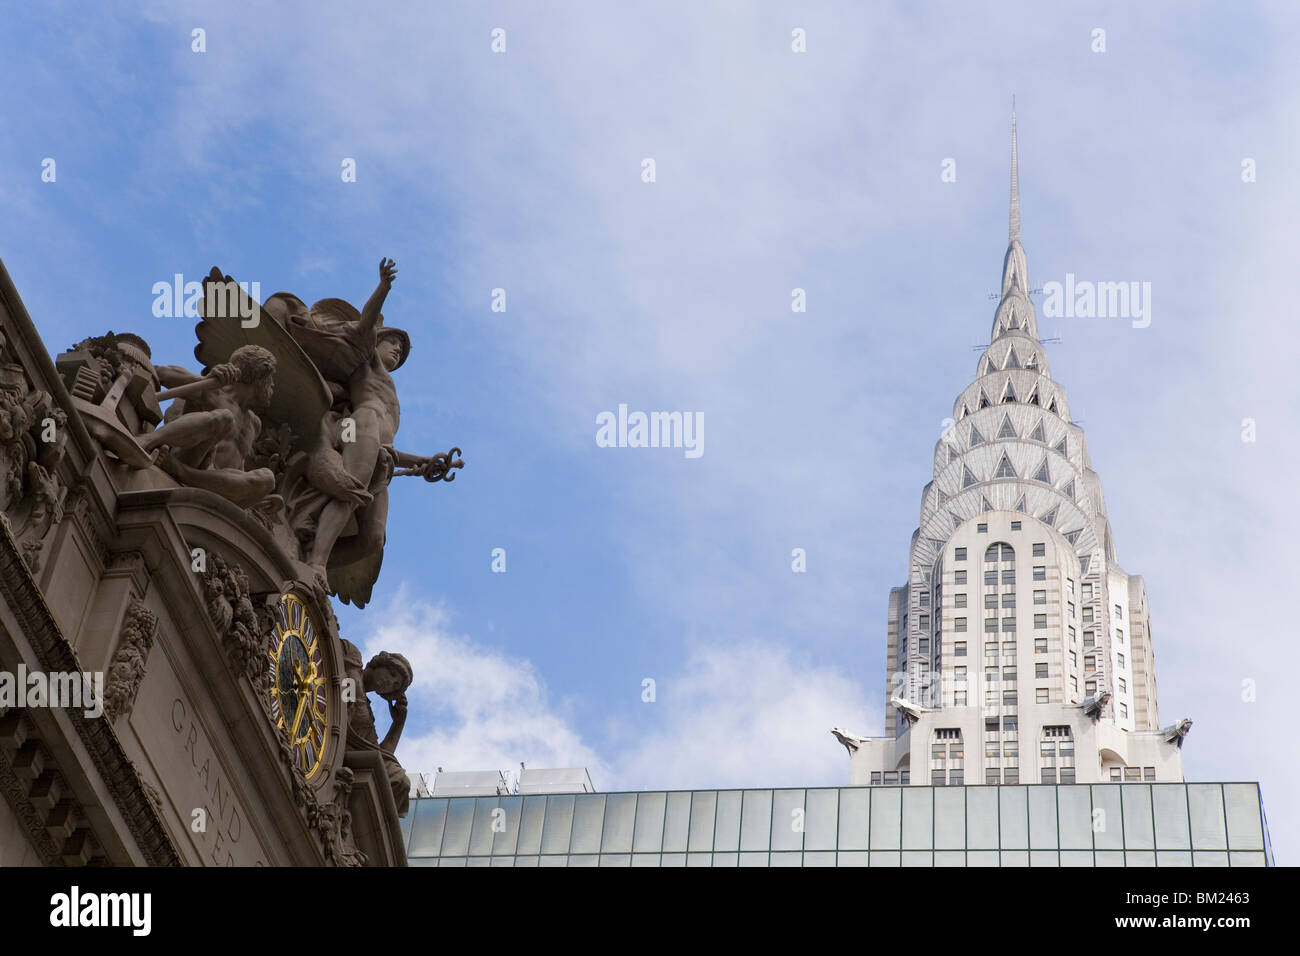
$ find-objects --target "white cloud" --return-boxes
[355,593,878,794]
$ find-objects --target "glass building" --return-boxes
[402,782,1273,867]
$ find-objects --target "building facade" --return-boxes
[838,113,1190,789]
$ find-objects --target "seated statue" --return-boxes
[340,639,412,817]
[140,344,277,508]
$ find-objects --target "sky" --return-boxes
[2,1,1296,862]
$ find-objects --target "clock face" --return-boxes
[267,592,329,780]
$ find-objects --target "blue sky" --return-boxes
[3,1,1296,861]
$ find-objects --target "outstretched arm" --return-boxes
[359,257,397,339]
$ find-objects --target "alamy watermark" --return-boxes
[152,273,260,327]
[0,665,104,718]
[1041,273,1151,328]
[595,404,704,459]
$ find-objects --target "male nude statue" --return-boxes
[140,344,277,508]
[306,259,436,587]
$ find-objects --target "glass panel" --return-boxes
[492,796,522,855]
[515,856,539,867]
[599,854,631,867]
[1000,850,1028,866]
[408,858,438,867]
[712,852,738,867]
[440,799,475,856]
[407,799,448,857]
[1091,785,1123,850]
[1156,851,1192,867]
[738,852,768,867]
[1228,851,1266,867]
[771,790,806,851]
[516,796,547,855]
[1029,850,1059,866]
[1060,850,1093,866]
[569,794,605,855]
[966,787,999,850]
[632,792,666,852]
[1125,850,1155,866]
[1028,786,1058,849]
[1057,786,1092,850]
[468,797,500,856]
[1187,784,1227,850]
[999,787,1028,850]
[803,851,835,867]
[837,789,869,850]
[687,792,717,852]
[661,853,687,867]
[1193,851,1229,867]
[662,792,691,853]
[902,787,933,849]
[713,791,741,852]
[631,854,660,867]
[869,851,901,866]
[466,856,490,867]
[933,787,965,849]
[870,788,902,850]
[569,854,598,867]
[967,850,999,866]
[600,793,636,854]
[934,850,965,866]
[770,851,802,867]
[1152,785,1190,850]
[804,789,838,851]
[439,857,467,867]
[540,794,575,855]
[1121,785,1155,850]
[902,851,932,866]
[1223,784,1264,850]
[837,851,870,867]
[399,805,414,848]
[1094,850,1124,867]
[740,790,773,851]
[686,852,711,867]
[489,857,514,867]
[539,855,567,867]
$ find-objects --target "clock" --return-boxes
[267,591,330,780]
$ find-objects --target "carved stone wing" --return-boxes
[193,268,332,442]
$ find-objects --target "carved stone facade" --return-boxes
[0,257,418,866]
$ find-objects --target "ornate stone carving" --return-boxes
[200,553,270,695]
[104,599,158,720]
[309,767,366,867]
[340,638,412,817]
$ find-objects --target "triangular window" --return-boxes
[994,454,1016,479]
[997,415,1017,439]
[1014,496,1026,513]
[1048,397,1059,414]
[962,466,978,489]
[952,513,963,529]
[978,390,991,409]
[1026,387,1040,406]
[1004,347,1021,370]
[947,445,958,463]
[970,424,985,446]
[1079,554,1091,573]
[1063,529,1081,545]
[1040,506,1058,528]
[1029,420,1046,442]
[1060,478,1076,500]
[1055,436,1068,456]
[1033,458,1050,483]
[937,488,949,505]
[1002,380,1017,403]
[985,357,999,376]
[1025,353,1039,371]
[959,404,969,420]
[982,496,994,512]
[1007,313,1020,330]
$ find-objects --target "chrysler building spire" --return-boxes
[996,102,1033,338]
[1009,98,1021,243]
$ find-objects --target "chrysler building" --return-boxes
[837,111,1191,788]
